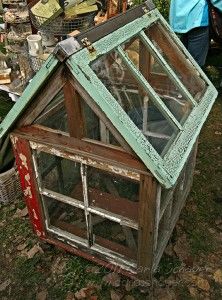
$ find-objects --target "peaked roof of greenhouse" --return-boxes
[0,1,218,188]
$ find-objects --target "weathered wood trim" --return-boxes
[154,142,198,271]
[137,175,157,280]
[74,1,155,46]
[29,140,140,181]
[13,126,150,176]
[154,185,161,250]
[42,236,137,276]
[17,65,66,127]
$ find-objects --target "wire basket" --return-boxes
[0,167,23,203]
[2,0,27,4]
[29,53,49,72]
[28,0,96,35]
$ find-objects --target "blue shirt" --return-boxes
[170,0,222,33]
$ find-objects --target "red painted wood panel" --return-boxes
[10,134,45,237]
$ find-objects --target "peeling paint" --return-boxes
[24,186,32,198]
[30,141,140,180]
[36,230,42,237]
[25,173,31,185]
[32,209,38,220]
[19,153,28,170]
[10,135,18,148]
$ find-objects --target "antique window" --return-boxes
[32,143,140,267]
[68,3,215,188]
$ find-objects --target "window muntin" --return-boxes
[123,36,193,124]
[92,214,138,260]
[91,51,179,155]
[87,166,139,222]
[36,151,84,202]
[44,196,87,240]
[145,23,207,101]
[34,149,139,261]
[81,99,121,146]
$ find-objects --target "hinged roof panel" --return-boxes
[0,1,218,188]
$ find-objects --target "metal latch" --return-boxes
[81,37,96,54]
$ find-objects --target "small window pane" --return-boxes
[145,24,207,101]
[44,196,87,239]
[34,90,69,132]
[91,52,179,155]
[36,151,84,201]
[123,37,192,123]
[81,98,121,146]
[92,214,138,260]
[87,166,139,222]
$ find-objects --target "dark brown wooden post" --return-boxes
[63,80,85,138]
[137,175,157,281]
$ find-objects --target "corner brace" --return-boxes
[53,38,82,62]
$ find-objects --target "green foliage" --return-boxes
[153,0,170,19]
[131,0,170,20]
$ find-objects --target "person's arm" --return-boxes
[210,0,222,12]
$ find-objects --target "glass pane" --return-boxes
[34,90,69,132]
[92,214,138,260]
[87,166,139,222]
[82,100,100,140]
[91,52,179,155]
[123,37,192,123]
[44,196,87,239]
[81,98,121,146]
[36,151,84,201]
[145,24,207,101]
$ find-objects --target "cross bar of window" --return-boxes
[116,46,183,131]
[139,30,197,108]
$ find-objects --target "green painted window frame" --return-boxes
[67,8,217,188]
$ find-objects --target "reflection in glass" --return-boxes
[124,37,192,123]
[34,90,69,132]
[36,151,83,201]
[44,196,87,239]
[92,213,138,260]
[91,52,178,155]
[145,24,207,101]
[81,100,120,146]
[87,166,139,221]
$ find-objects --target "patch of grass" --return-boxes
[15,255,45,286]
[178,98,222,256]
[156,254,181,278]
[188,227,216,255]
[49,256,107,299]
[0,216,32,248]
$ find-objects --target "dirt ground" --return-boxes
[0,95,222,299]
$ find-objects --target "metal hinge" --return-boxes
[81,37,96,55]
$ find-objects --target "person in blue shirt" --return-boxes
[170,0,222,67]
